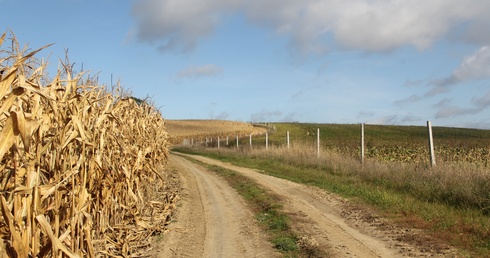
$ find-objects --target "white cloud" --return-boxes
[401,114,421,123]
[357,111,375,118]
[433,99,468,118]
[394,94,423,106]
[472,91,490,109]
[131,0,239,52]
[131,0,490,55]
[435,106,476,119]
[395,45,490,106]
[433,97,485,119]
[453,46,490,81]
[176,64,223,79]
[366,115,398,125]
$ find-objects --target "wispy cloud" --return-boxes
[176,64,223,79]
[291,84,321,101]
[432,97,489,119]
[394,94,423,106]
[427,45,490,96]
[396,46,490,106]
[403,78,427,87]
[249,109,297,122]
[401,114,421,123]
[366,115,398,125]
[357,111,375,119]
[472,90,490,109]
[249,110,283,122]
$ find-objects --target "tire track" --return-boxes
[155,155,278,257]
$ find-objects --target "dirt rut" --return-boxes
[154,155,279,257]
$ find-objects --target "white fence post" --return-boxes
[361,123,365,164]
[287,131,290,149]
[427,121,436,167]
[317,128,320,158]
[218,136,220,149]
[236,135,239,149]
[250,134,252,146]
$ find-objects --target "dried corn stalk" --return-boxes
[0,31,175,257]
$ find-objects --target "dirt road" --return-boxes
[153,154,280,257]
[154,153,458,257]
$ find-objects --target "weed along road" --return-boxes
[156,153,458,258]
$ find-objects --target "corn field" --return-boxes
[0,32,175,257]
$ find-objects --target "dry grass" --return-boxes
[0,31,175,256]
[219,144,490,212]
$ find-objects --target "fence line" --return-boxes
[181,121,438,166]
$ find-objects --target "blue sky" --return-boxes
[3,0,490,129]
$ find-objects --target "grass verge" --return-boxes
[176,153,328,257]
[173,147,490,257]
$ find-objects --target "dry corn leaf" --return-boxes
[35,215,80,258]
[71,115,87,141]
[18,84,54,101]
[10,110,37,151]
[0,115,19,161]
[0,87,24,118]
[0,32,5,47]
[0,67,19,100]
[0,196,27,257]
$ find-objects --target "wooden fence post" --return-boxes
[317,128,320,158]
[287,131,290,149]
[360,123,365,164]
[250,134,252,146]
[427,121,436,167]
[218,136,220,149]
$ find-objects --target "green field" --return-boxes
[243,123,490,164]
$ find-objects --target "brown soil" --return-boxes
[152,153,461,257]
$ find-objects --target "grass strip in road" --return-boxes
[176,154,328,257]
